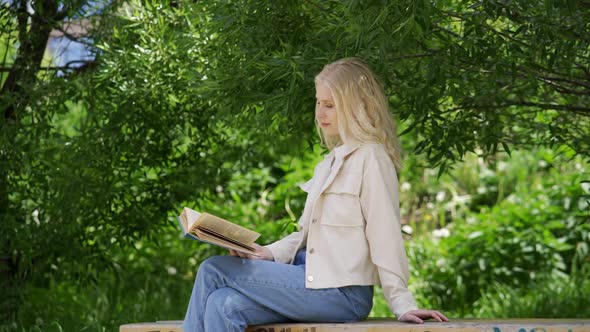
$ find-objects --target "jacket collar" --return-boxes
[334,143,360,160]
[319,143,360,194]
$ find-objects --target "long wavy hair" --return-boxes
[314,57,403,172]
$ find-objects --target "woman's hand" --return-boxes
[399,309,449,324]
[229,243,274,261]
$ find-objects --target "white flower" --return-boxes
[402,224,413,235]
[256,206,267,215]
[401,182,412,192]
[433,227,451,238]
[453,195,471,204]
[480,168,495,178]
[167,266,177,275]
[436,191,446,202]
[32,209,40,225]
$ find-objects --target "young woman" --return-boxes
[182,58,449,332]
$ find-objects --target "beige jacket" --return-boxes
[265,143,418,318]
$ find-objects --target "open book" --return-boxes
[177,207,261,255]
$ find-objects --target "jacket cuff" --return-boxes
[390,292,419,318]
[264,242,292,264]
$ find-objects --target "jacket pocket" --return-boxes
[320,172,364,227]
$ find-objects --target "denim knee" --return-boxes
[199,255,229,270]
[207,288,243,316]
[197,256,233,278]
[204,288,248,331]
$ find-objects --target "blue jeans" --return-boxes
[182,248,373,332]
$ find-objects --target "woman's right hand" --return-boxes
[399,309,449,324]
[229,243,274,261]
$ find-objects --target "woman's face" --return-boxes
[315,82,339,138]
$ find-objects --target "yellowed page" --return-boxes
[195,212,260,244]
[194,229,258,255]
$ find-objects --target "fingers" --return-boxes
[229,249,257,259]
[399,313,423,324]
[430,311,443,322]
[229,247,271,261]
[236,251,250,259]
[229,249,248,258]
[434,310,449,322]
[400,310,449,324]
[424,310,448,322]
[421,310,448,322]
[410,315,424,324]
[419,310,442,322]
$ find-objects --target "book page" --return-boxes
[181,207,202,231]
[194,229,257,255]
[177,215,188,234]
[195,213,260,244]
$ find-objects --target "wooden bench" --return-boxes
[120,318,590,332]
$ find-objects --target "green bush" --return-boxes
[5,144,588,329]
[406,150,590,314]
[2,227,198,331]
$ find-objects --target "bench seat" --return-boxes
[120,318,590,332]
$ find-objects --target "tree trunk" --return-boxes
[2,1,58,119]
[0,0,60,322]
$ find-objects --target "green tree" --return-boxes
[0,0,112,319]
[1,0,588,323]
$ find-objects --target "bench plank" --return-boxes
[120,319,590,332]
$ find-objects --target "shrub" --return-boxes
[407,150,590,314]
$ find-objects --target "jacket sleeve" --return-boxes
[360,148,418,318]
[264,231,303,264]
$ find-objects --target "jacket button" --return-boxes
[312,218,317,224]
[307,275,314,282]
[309,248,315,254]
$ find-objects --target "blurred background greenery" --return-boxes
[1,0,589,331]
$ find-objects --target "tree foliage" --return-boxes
[1,0,588,321]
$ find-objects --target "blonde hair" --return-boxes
[314,57,403,171]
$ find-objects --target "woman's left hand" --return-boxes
[399,309,449,324]
[229,243,274,261]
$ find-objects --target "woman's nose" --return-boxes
[316,107,325,118]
